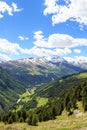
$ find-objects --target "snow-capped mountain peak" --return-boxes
[64,57,87,69]
[47,56,66,63]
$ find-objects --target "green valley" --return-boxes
[0,58,87,130]
[1,70,87,130]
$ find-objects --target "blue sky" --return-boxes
[0,0,87,61]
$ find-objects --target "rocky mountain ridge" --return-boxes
[0,56,84,86]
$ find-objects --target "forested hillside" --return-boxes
[1,71,87,126]
[0,67,25,114]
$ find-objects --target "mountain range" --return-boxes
[0,56,87,129]
[0,56,87,112]
[0,56,85,86]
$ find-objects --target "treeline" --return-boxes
[1,81,87,126]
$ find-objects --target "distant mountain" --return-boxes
[66,58,87,69]
[0,56,83,86]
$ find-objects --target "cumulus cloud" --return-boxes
[21,46,72,57]
[0,35,72,60]
[34,31,87,48]
[0,1,21,18]
[0,38,21,55]
[18,36,29,41]
[43,0,87,26]
[1,31,87,60]
[73,49,81,54]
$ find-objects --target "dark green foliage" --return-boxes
[0,67,25,112]
[82,87,87,111]
[52,107,56,119]
[23,99,37,110]
[27,112,38,126]
[28,114,33,125]
[21,110,27,122]
[8,116,13,124]
[64,93,70,110]
[75,85,82,101]
[19,117,24,122]
[32,115,38,126]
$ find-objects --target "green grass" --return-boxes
[1,102,87,130]
[29,68,41,75]
[75,72,87,79]
[16,87,48,111]
[19,88,36,102]
[1,112,87,130]
[37,97,48,107]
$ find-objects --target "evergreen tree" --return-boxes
[8,116,13,124]
[27,114,33,125]
[77,86,82,101]
[82,87,87,111]
[32,115,38,126]
[21,110,27,122]
[64,93,71,111]
[52,107,56,119]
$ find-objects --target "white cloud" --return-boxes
[0,38,21,55]
[20,46,54,57]
[0,53,11,62]
[0,1,21,18]
[0,35,72,59]
[43,0,87,26]
[18,36,29,41]
[34,31,87,48]
[64,56,87,62]
[34,31,44,40]
[12,3,21,12]
[0,32,87,60]
[21,46,72,57]
[74,56,87,62]
[73,49,81,53]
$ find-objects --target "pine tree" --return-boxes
[32,115,38,126]
[82,87,87,111]
[52,107,56,119]
[8,116,13,124]
[21,110,27,122]
[27,114,33,125]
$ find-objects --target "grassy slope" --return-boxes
[16,87,48,110]
[1,102,87,130]
[37,71,87,98]
[15,71,87,111]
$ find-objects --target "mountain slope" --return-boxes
[66,57,87,69]
[0,56,83,86]
[36,71,87,98]
[0,67,25,112]
[15,71,87,110]
[2,71,87,129]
